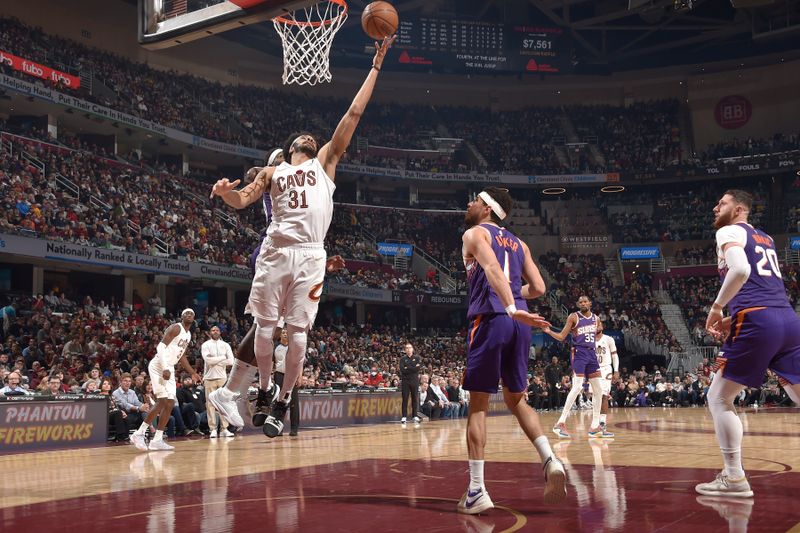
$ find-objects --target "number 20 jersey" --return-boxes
[716,222,791,316]
[267,158,335,246]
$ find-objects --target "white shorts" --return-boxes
[148,359,176,400]
[245,240,326,330]
[599,367,613,396]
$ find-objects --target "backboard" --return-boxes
[138,0,320,49]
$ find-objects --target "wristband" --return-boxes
[372,65,380,72]
[505,304,517,317]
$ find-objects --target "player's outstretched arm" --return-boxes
[543,314,576,342]
[462,227,550,329]
[210,167,274,209]
[318,35,396,179]
[519,241,546,299]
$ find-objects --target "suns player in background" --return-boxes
[131,309,200,451]
[697,189,800,498]
[458,186,566,515]
[211,36,395,438]
[544,296,609,438]
[594,321,619,436]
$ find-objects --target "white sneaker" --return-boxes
[542,455,567,504]
[220,428,235,438]
[413,417,421,423]
[209,429,218,438]
[130,432,148,451]
[148,439,174,451]
[457,486,494,514]
[400,417,407,423]
[695,472,753,498]
[209,388,244,428]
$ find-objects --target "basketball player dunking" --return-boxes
[458,187,566,515]
[544,295,610,438]
[211,35,395,438]
[131,309,200,451]
[209,149,345,430]
[594,321,618,436]
[696,189,800,498]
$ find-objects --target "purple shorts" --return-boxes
[716,306,800,388]
[463,313,531,394]
[571,346,600,377]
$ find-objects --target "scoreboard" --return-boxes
[392,18,568,74]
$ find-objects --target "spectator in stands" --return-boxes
[419,381,441,420]
[112,372,150,431]
[100,376,129,442]
[0,371,27,395]
[175,374,207,435]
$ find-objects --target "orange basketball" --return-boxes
[361,1,398,40]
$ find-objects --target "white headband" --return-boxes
[267,148,283,166]
[181,308,195,317]
[478,191,507,220]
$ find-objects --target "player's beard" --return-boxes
[464,208,482,227]
[713,208,732,229]
[292,141,317,159]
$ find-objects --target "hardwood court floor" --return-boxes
[1,406,798,532]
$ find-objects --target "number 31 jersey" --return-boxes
[267,158,335,246]
[716,222,791,316]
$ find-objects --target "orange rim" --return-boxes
[274,0,348,27]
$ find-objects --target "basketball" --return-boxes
[361,1,398,40]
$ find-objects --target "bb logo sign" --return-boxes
[714,95,752,130]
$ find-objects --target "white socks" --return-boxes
[599,413,607,425]
[135,422,148,435]
[558,378,583,424]
[468,459,484,490]
[225,359,258,396]
[588,377,603,429]
[707,376,746,478]
[153,429,164,442]
[533,435,553,463]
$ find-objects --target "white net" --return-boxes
[273,0,348,86]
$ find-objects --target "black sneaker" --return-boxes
[252,382,281,427]
[263,400,289,438]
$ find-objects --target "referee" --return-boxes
[273,326,300,436]
[399,342,422,423]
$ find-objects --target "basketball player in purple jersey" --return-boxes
[544,296,609,438]
[458,187,566,515]
[697,190,800,498]
[210,148,344,429]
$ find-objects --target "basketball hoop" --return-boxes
[273,0,348,86]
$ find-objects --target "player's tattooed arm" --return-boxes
[210,167,274,208]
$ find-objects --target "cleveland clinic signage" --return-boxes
[0,233,251,284]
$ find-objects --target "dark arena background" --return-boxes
[0,0,799,531]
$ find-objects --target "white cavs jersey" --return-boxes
[156,324,192,368]
[267,158,335,246]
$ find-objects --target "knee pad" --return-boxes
[255,319,276,343]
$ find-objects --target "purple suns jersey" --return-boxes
[249,194,274,273]
[465,224,527,320]
[717,222,790,316]
[572,312,598,351]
